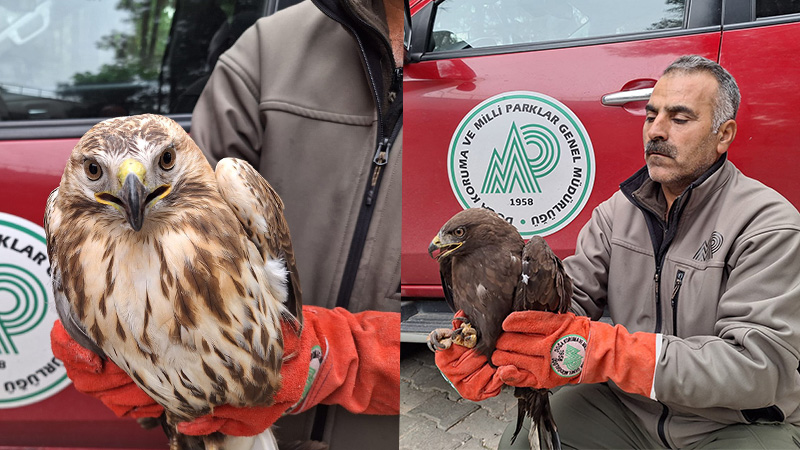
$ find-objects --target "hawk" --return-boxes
[427,208,571,450]
[44,114,302,449]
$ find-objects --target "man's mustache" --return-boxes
[645,140,677,158]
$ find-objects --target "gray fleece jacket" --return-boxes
[191,0,402,313]
[565,155,800,448]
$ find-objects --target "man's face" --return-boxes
[643,71,726,197]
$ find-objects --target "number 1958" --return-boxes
[510,198,534,206]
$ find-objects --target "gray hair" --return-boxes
[663,55,741,131]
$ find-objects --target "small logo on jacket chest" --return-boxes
[693,231,723,262]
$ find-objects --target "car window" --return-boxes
[756,0,800,18]
[429,0,687,53]
[0,0,265,121]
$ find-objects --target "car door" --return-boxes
[402,0,723,339]
[717,0,800,207]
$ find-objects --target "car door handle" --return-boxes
[601,87,653,106]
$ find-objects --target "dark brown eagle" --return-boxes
[427,207,571,450]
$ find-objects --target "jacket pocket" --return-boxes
[742,405,785,423]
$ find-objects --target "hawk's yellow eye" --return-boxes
[454,227,465,237]
[159,147,176,171]
[83,159,103,181]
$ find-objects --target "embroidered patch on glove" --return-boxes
[551,334,587,378]
[285,344,325,415]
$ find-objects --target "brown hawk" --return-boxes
[427,207,571,450]
[44,114,302,449]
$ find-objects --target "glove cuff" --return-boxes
[283,306,400,415]
[581,320,659,399]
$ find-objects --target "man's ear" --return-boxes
[716,119,737,155]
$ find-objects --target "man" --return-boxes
[436,55,800,448]
[51,1,403,449]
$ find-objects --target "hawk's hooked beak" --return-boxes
[428,234,462,260]
[94,159,171,232]
[119,160,148,232]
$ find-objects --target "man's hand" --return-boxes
[52,305,400,436]
[180,306,401,435]
[492,311,659,399]
[432,312,505,401]
[435,345,506,401]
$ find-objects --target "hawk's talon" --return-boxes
[427,328,454,352]
[452,322,478,349]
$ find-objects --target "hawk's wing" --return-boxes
[214,158,303,330]
[44,188,107,359]
[451,244,520,357]
[514,236,572,313]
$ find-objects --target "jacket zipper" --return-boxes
[335,69,402,308]
[654,242,669,447]
[311,0,402,310]
[654,269,684,449]
[657,403,670,447]
[653,257,672,446]
[366,138,389,206]
[670,270,685,335]
[653,269,662,333]
[366,68,403,206]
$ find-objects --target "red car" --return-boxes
[401,0,800,340]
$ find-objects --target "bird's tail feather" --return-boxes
[510,400,525,444]
[527,417,561,450]
[515,387,561,450]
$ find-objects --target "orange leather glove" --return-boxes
[179,306,400,436]
[288,306,399,416]
[51,305,400,436]
[492,311,659,398]
[50,320,164,419]
[433,311,505,402]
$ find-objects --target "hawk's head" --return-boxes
[59,114,214,232]
[428,208,521,261]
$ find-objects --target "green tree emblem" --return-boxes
[563,343,584,372]
[481,122,561,194]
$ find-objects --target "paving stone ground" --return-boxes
[400,343,519,450]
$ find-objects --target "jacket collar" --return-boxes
[311,0,390,45]
[621,152,729,220]
[310,0,400,134]
[620,153,731,265]
[310,0,394,86]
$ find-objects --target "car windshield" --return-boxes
[0,0,266,120]
[430,0,687,52]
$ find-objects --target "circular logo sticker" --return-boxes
[0,212,70,408]
[448,91,595,237]
[550,334,587,378]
